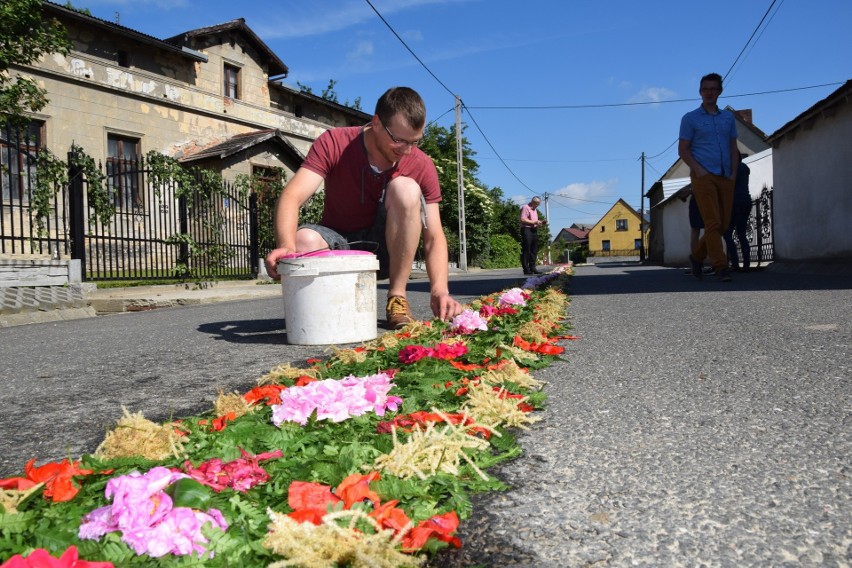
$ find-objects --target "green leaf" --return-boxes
[165,478,213,510]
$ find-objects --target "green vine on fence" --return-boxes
[70,143,114,226]
[232,168,324,257]
[31,143,115,234]
[32,148,66,234]
[146,150,246,280]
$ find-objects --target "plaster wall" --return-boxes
[772,102,852,260]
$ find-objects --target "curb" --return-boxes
[0,306,97,328]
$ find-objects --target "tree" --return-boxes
[420,123,494,265]
[297,79,362,111]
[1,0,71,128]
[420,124,531,268]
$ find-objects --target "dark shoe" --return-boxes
[523,270,533,275]
[717,269,732,282]
[689,255,703,281]
[531,269,543,274]
[386,296,415,330]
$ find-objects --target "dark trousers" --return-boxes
[724,201,752,269]
[521,227,539,272]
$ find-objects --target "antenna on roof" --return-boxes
[114,11,120,24]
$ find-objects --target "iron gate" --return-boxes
[731,186,774,265]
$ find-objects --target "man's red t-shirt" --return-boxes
[300,126,442,233]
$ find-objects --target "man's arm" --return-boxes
[677,138,708,178]
[263,167,324,278]
[421,202,462,321]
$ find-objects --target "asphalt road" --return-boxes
[2,264,850,567]
[0,268,524,477]
[433,264,852,567]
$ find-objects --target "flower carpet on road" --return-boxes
[0,266,574,567]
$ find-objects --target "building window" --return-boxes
[106,134,140,210]
[117,50,130,68]
[616,219,628,231]
[224,64,240,99]
[600,225,605,232]
[602,240,611,252]
[1,120,43,204]
[635,239,642,250]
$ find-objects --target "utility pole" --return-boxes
[544,192,552,265]
[640,152,646,262]
[455,96,467,271]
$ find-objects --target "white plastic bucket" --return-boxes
[278,250,379,345]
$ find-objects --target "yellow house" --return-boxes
[587,199,648,257]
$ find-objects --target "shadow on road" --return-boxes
[570,262,852,295]
[197,318,289,344]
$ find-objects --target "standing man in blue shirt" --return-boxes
[678,72,739,282]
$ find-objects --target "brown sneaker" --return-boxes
[386,295,415,330]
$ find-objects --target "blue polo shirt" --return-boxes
[679,106,738,176]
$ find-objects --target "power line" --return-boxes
[462,103,537,196]
[548,193,618,206]
[724,0,780,83]
[364,0,539,198]
[645,138,678,160]
[363,0,456,98]
[463,81,842,111]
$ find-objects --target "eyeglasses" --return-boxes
[381,122,422,148]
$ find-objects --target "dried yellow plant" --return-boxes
[0,483,43,514]
[534,288,569,325]
[328,346,368,365]
[478,361,544,391]
[373,410,492,481]
[392,320,432,339]
[499,343,541,365]
[94,406,185,461]
[213,390,252,418]
[264,508,423,568]
[259,363,320,385]
[461,385,540,430]
[517,320,550,344]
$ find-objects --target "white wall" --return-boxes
[773,102,852,260]
[661,199,693,265]
[743,149,773,197]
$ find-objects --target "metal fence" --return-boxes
[69,153,258,281]
[2,129,258,282]
[1,124,69,258]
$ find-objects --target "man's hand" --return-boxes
[264,247,296,280]
[430,292,463,322]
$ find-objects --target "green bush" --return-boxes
[481,233,522,269]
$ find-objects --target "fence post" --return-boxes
[67,151,87,278]
[249,192,259,277]
[178,194,190,278]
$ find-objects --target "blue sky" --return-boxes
[79,0,850,231]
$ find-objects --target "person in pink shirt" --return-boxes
[264,87,462,329]
[520,196,544,274]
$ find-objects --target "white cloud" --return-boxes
[255,0,472,40]
[553,179,617,202]
[628,86,676,105]
[347,40,375,63]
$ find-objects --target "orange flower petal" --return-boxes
[288,508,327,525]
[369,500,411,533]
[288,480,340,511]
[335,471,381,508]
